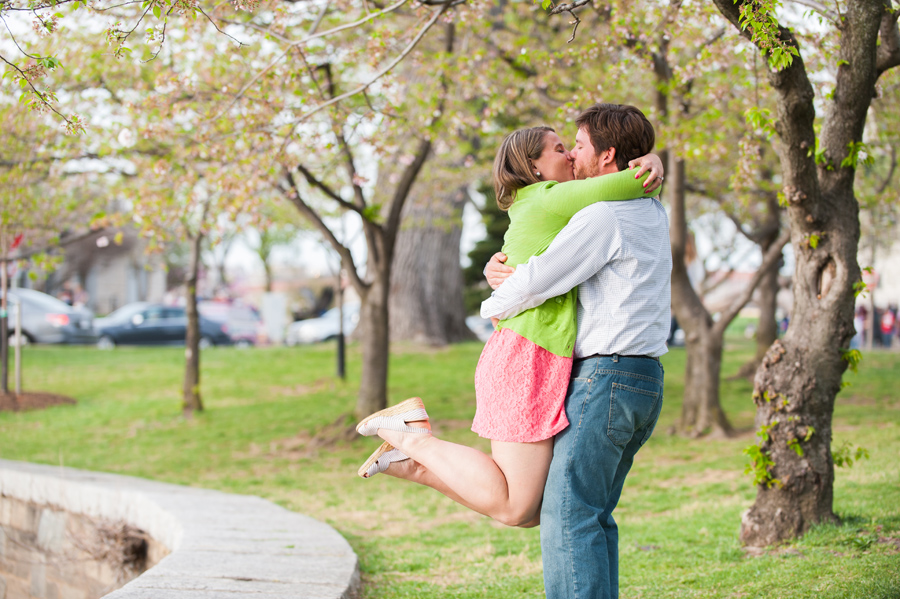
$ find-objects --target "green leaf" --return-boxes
[362,204,383,222]
[808,234,819,249]
[840,348,863,373]
[153,4,162,18]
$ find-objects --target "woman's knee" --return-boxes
[495,505,541,528]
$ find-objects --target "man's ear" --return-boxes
[598,147,616,169]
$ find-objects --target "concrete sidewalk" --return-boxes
[0,459,360,598]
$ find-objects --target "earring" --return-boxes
[535,171,541,177]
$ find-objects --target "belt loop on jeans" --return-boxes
[612,353,619,363]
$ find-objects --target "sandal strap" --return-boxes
[357,408,430,436]
[366,448,409,477]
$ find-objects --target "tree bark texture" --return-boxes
[389,185,474,345]
[182,231,204,416]
[710,0,897,547]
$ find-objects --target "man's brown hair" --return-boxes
[575,103,655,171]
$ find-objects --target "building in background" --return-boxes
[18,228,166,316]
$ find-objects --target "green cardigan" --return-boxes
[498,168,653,357]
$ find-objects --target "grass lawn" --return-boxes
[2,338,898,598]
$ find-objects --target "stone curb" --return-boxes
[0,459,361,598]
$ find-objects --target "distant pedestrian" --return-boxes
[57,283,74,306]
[882,305,897,349]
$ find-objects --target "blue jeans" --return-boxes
[541,354,664,599]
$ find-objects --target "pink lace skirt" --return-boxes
[471,328,572,443]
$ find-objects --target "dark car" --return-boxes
[5,288,98,345]
[94,302,231,349]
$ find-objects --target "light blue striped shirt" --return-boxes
[481,197,672,358]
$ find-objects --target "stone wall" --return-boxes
[0,460,360,598]
[0,495,167,599]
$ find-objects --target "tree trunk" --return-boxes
[183,231,204,416]
[389,185,474,345]
[217,236,233,292]
[356,274,390,418]
[712,0,894,548]
[740,187,857,545]
[669,156,735,437]
[681,326,729,437]
[263,261,273,293]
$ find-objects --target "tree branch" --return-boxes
[876,1,900,77]
[484,37,538,78]
[383,20,453,249]
[307,0,331,35]
[278,0,452,135]
[384,137,432,243]
[319,63,368,209]
[0,227,105,263]
[281,170,369,294]
[0,53,82,133]
[1,14,43,60]
[712,0,819,200]
[713,227,791,336]
[195,5,247,48]
[875,143,897,194]
[294,163,362,216]
[209,0,410,121]
[786,0,839,22]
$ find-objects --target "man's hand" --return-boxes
[485,252,515,290]
[628,153,665,194]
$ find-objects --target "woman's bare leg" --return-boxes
[377,422,552,527]
[382,457,542,528]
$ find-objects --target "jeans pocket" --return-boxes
[607,382,661,447]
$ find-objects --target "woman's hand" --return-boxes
[628,153,665,194]
[484,252,515,290]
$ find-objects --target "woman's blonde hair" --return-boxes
[492,126,554,211]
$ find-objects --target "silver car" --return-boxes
[5,288,98,345]
[285,304,360,346]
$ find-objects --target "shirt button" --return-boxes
[556,298,563,304]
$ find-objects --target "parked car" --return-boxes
[285,304,360,346]
[5,288,98,346]
[94,302,231,349]
[198,300,263,347]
